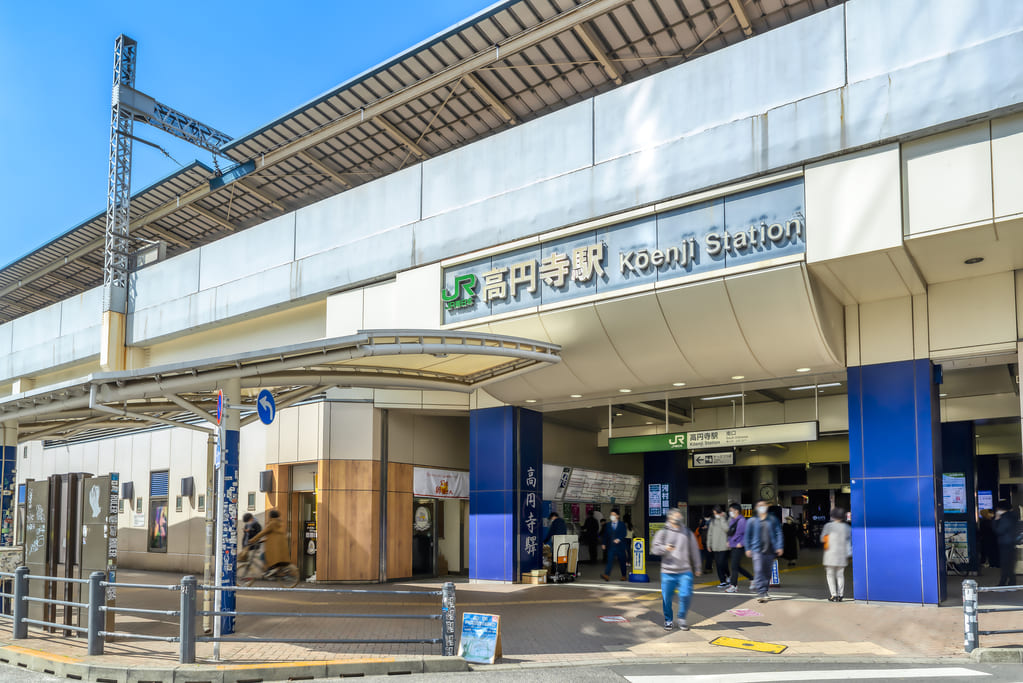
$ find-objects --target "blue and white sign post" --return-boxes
[213,380,241,656]
[256,389,276,425]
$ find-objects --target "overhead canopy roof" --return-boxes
[0,0,842,324]
[0,330,560,444]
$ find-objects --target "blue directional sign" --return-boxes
[216,390,224,425]
[256,389,276,425]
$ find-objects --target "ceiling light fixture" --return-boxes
[619,388,632,393]
[939,393,947,398]
[525,399,537,403]
[700,393,745,401]
[672,382,686,387]
[615,412,623,417]
[731,375,745,380]
[645,421,653,425]
[570,394,582,398]
[796,367,811,373]
[789,382,842,391]
[964,257,984,265]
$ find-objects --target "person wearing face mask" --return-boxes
[744,501,784,602]
[652,508,702,631]
[820,507,850,601]
[993,501,1019,587]
[600,509,629,581]
[725,503,752,593]
[706,505,731,587]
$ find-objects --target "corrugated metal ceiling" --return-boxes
[0,0,842,324]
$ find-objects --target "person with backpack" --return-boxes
[652,507,702,631]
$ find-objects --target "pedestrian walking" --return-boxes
[706,505,731,587]
[744,501,783,602]
[782,516,800,567]
[652,507,701,631]
[993,501,1019,586]
[725,503,752,592]
[820,507,850,601]
[600,508,629,581]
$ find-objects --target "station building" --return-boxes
[2,0,1022,606]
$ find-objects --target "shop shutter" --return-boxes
[150,471,169,498]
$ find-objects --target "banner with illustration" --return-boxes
[413,467,469,499]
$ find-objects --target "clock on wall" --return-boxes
[759,484,776,502]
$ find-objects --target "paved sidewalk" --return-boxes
[0,551,1019,681]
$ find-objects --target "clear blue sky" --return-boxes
[0,0,496,267]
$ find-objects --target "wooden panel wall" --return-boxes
[318,460,381,582]
[387,463,413,580]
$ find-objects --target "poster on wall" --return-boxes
[648,484,663,517]
[942,473,967,514]
[977,490,994,511]
[944,521,968,554]
[413,468,469,499]
[570,503,580,522]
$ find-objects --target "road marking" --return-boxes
[710,636,787,654]
[626,667,990,682]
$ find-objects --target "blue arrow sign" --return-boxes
[256,389,276,425]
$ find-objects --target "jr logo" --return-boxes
[441,274,479,311]
[667,434,687,448]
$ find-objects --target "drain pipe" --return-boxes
[379,408,389,583]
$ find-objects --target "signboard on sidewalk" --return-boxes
[458,612,502,664]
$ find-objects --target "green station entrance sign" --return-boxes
[608,421,818,455]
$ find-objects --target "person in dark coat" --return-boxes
[544,511,567,546]
[581,510,600,564]
[782,516,800,567]
[993,502,1018,586]
[600,508,629,581]
[978,509,998,568]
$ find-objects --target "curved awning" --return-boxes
[1,330,560,443]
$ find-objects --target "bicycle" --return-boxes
[945,533,969,576]
[237,545,300,587]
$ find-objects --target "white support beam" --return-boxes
[187,204,237,231]
[140,224,190,248]
[375,118,428,159]
[728,0,754,36]
[128,0,633,234]
[167,393,219,426]
[297,151,351,188]
[463,73,517,124]
[573,23,623,85]
[237,180,286,212]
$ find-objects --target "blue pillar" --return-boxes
[0,425,15,547]
[941,422,977,573]
[848,360,943,604]
[220,428,239,633]
[469,406,542,582]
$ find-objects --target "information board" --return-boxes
[458,612,502,664]
[977,490,993,511]
[648,484,666,517]
[562,468,640,503]
[942,473,967,514]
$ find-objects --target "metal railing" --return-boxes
[1,566,457,663]
[962,579,1023,652]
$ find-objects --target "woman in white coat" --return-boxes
[821,508,850,602]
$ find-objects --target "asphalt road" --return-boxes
[308,661,1023,683]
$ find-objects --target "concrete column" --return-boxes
[0,423,16,547]
[848,359,943,604]
[468,407,542,582]
[219,379,241,634]
[100,311,127,372]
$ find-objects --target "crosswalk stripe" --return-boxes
[625,667,990,682]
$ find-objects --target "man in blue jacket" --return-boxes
[744,500,784,602]
[544,511,567,546]
[601,508,629,581]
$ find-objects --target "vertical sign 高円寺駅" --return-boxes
[521,465,539,571]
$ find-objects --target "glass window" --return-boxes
[148,471,169,553]
[148,499,169,552]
